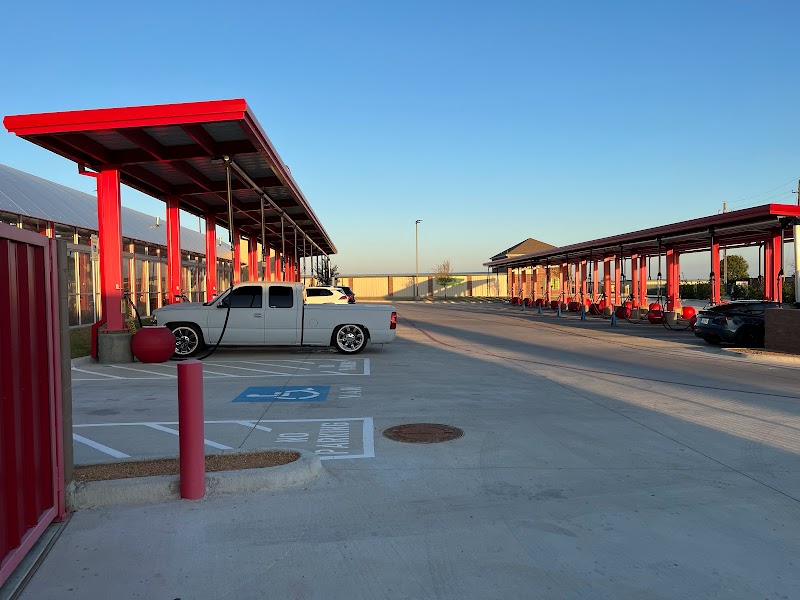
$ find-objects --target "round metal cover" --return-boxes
[382,423,464,444]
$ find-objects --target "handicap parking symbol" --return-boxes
[233,386,330,403]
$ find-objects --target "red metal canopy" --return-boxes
[485,203,800,268]
[3,99,336,255]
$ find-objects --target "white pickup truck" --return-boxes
[151,282,397,357]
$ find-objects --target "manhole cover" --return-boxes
[382,423,464,444]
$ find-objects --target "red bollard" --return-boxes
[178,359,205,500]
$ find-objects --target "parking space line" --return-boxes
[108,365,177,378]
[198,369,236,377]
[72,434,130,458]
[72,367,124,379]
[235,420,273,432]
[73,372,365,381]
[238,361,312,370]
[323,416,375,461]
[203,363,284,374]
[364,359,370,375]
[143,423,232,450]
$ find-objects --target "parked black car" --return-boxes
[694,300,782,347]
[338,285,356,304]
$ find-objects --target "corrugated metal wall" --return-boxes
[0,224,64,587]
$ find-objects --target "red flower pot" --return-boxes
[131,326,176,363]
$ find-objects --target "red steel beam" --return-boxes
[97,169,125,330]
[205,215,217,301]
[166,197,182,303]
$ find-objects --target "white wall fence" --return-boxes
[302,273,729,301]
[303,273,509,299]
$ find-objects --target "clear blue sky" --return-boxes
[1,0,798,277]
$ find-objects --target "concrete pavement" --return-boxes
[20,303,800,599]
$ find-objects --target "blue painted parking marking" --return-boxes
[233,386,330,403]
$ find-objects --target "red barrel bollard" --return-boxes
[131,326,176,363]
[178,359,205,500]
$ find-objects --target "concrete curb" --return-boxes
[67,448,322,510]
[71,355,97,367]
[720,348,800,366]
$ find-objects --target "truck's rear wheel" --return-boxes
[334,324,367,354]
[168,323,205,357]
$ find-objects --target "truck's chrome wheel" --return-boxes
[335,324,366,354]
[171,325,201,357]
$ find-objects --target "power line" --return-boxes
[728,176,798,205]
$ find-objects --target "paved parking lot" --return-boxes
[26,302,800,599]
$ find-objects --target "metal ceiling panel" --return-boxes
[141,125,195,147]
[83,130,139,151]
[202,122,248,143]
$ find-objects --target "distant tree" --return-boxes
[721,254,749,281]
[313,261,340,286]
[432,260,459,298]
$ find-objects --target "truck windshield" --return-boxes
[204,288,231,306]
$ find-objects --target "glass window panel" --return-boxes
[77,252,93,297]
[123,259,130,292]
[55,223,75,241]
[76,229,93,246]
[229,286,262,308]
[20,216,42,233]
[0,211,19,226]
[68,294,79,326]
[79,294,95,325]
[134,242,146,256]
[67,250,78,294]
[149,261,160,294]
[269,286,293,309]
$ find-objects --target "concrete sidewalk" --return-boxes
[19,303,800,599]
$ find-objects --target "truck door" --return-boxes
[207,285,266,345]
[265,285,300,345]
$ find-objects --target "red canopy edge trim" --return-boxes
[3,99,248,136]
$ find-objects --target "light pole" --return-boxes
[415,219,422,300]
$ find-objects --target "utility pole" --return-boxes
[722,201,727,297]
[415,220,422,301]
[794,179,800,205]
